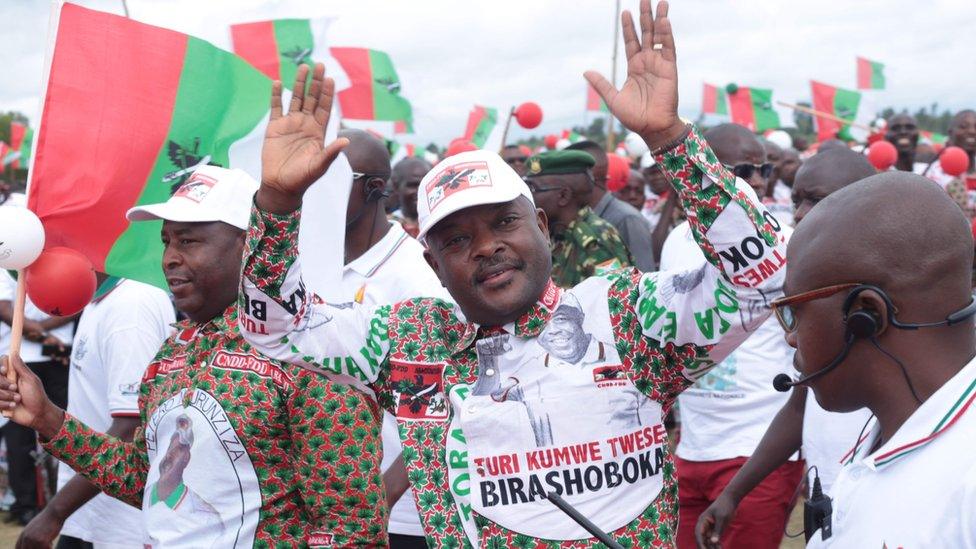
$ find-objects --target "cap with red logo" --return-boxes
[417,150,534,244]
[126,165,259,230]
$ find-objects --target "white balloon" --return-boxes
[766,130,793,150]
[624,132,649,158]
[0,206,45,270]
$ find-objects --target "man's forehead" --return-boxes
[428,199,521,234]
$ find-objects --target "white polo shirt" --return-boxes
[0,262,75,364]
[57,279,175,546]
[808,355,976,548]
[340,222,449,537]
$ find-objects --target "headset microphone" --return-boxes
[773,334,856,392]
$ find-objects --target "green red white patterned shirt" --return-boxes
[42,305,387,548]
[239,125,787,548]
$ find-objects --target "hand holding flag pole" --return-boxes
[257,63,348,215]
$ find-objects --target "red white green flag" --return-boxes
[463,105,502,150]
[586,84,609,113]
[230,18,347,92]
[810,80,867,142]
[701,83,728,115]
[0,142,12,172]
[9,122,32,169]
[856,57,885,90]
[920,131,948,146]
[725,84,780,132]
[330,47,413,129]
[28,3,276,288]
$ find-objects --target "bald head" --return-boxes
[705,123,768,195]
[790,173,973,311]
[338,129,392,179]
[791,147,875,225]
[817,139,847,154]
[391,156,432,220]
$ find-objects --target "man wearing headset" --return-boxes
[338,129,447,548]
[702,171,976,547]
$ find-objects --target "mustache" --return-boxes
[473,254,526,284]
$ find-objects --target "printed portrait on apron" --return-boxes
[451,293,667,540]
[143,389,262,548]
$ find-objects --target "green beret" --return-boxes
[524,150,595,177]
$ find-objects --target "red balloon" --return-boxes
[544,134,559,150]
[514,102,543,129]
[25,247,96,317]
[867,140,898,171]
[940,146,971,177]
[445,138,478,158]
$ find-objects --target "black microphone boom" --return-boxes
[773,335,855,392]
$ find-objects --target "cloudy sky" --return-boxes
[2,0,974,145]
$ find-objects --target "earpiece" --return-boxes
[364,184,391,204]
[842,285,886,339]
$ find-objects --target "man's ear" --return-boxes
[535,207,550,242]
[851,289,890,337]
[423,248,448,289]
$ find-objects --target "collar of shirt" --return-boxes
[594,192,614,217]
[345,222,410,278]
[843,355,976,471]
[448,278,563,356]
[170,304,236,343]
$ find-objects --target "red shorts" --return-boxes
[675,456,804,549]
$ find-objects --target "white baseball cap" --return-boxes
[417,149,534,244]
[126,165,259,230]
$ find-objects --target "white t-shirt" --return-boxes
[339,223,449,537]
[0,269,75,363]
[57,279,175,545]
[661,221,797,461]
[807,357,976,548]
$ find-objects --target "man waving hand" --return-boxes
[241,1,786,547]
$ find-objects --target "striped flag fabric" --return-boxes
[810,80,869,142]
[586,84,609,113]
[27,3,351,292]
[701,83,728,115]
[463,105,503,150]
[9,122,32,169]
[725,84,780,132]
[330,47,413,129]
[230,18,347,92]
[856,57,885,90]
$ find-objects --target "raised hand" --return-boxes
[585,0,685,149]
[0,355,64,440]
[258,63,349,214]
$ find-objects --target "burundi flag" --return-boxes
[586,84,609,113]
[330,47,413,129]
[27,3,351,291]
[725,84,780,132]
[701,83,728,115]
[9,122,32,169]
[0,142,12,172]
[810,81,870,142]
[920,131,948,147]
[856,57,885,90]
[463,105,503,150]
[230,18,347,93]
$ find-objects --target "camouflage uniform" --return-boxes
[551,205,633,288]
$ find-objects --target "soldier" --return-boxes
[524,150,633,288]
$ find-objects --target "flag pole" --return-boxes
[606,0,621,152]
[3,272,26,417]
[120,0,130,18]
[498,106,515,153]
[776,101,871,131]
